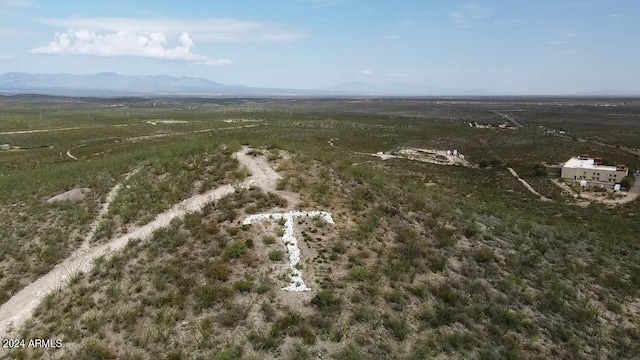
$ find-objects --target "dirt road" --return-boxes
[0,127,85,136]
[0,147,279,338]
[507,167,552,201]
[490,111,524,128]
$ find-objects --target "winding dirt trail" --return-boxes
[65,148,79,161]
[507,167,553,202]
[0,147,279,338]
[78,168,140,251]
[235,147,281,191]
[0,127,85,136]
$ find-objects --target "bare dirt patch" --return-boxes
[145,120,189,125]
[46,188,91,204]
[394,148,471,166]
[551,179,638,206]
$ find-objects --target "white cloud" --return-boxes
[37,17,304,43]
[0,0,35,11]
[31,17,304,64]
[0,53,13,60]
[387,73,411,78]
[357,69,373,75]
[193,59,233,66]
[597,14,622,19]
[548,32,577,46]
[450,12,468,27]
[450,4,489,28]
[31,29,231,65]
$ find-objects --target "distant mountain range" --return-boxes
[0,72,492,97]
[0,72,270,96]
[0,72,637,97]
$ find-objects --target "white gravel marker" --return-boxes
[243,211,334,292]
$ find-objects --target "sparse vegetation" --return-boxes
[2,97,639,359]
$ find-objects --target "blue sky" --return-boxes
[0,0,639,94]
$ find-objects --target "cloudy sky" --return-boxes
[0,0,639,94]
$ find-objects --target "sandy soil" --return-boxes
[235,146,282,191]
[0,147,280,338]
[577,191,638,205]
[329,139,468,167]
[370,152,397,160]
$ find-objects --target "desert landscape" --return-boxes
[0,96,638,359]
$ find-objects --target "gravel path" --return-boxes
[0,147,278,338]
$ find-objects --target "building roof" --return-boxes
[563,157,618,171]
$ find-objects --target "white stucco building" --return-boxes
[561,155,628,184]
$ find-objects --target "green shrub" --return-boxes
[269,250,284,261]
[532,163,548,176]
[348,265,375,282]
[621,175,635,189]
[233,278,254,292]
[214,346,243,360]
[75,340,117,359]
[205,261,231,282]
[385,289,407,312]
[256,284,270,294]
[218,304,247,327]
[311,289,340,310]
[248,330,280,351]
[225,240,247,259]
[428,253,448,272]
[419,303,455,328]
[194,283,220,309]
[383,315,410,341]
[334,344,366,360]
[474,247,495,263]
[490,158,504,167]
[332,241,347,254]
